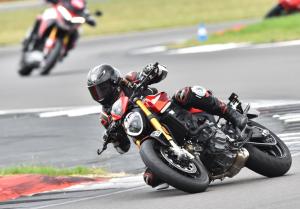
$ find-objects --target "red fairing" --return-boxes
[189,108,204,113]
[280,0,300,10]
[144,92,170,113]
[111,96,129,121]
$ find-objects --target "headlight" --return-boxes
[124,112,143,136]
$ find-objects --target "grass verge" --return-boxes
[0,0,275,45]
[170,14,300,49]
[0,166,107,177]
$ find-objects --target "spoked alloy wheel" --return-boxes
[245,121,292,177]
[160,147,198,174]
[140,139,209,193]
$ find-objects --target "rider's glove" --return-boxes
[142,63,168,84]
[86,16,97,27]
[143,63,159,78]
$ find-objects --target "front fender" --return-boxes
[148,130,169,146]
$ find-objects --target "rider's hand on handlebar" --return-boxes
[86,17,97,27]
[142,63,163,82]
[143,63,159,77]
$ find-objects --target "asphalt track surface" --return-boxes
[0,22,300,208]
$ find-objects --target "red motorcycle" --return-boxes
[98,63,292,193]
[266,0,300,18]
[19,0,101,76]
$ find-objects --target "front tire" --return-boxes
[40,39,62,75]
[245,121,292,177]
[140,139,209,193]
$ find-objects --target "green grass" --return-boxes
[0,0,275,45]
[0,166,107,176]
[170,14,300,48]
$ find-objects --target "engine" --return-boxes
[198,126,250,180]
[201,128,237,176]
[160,101,249,180]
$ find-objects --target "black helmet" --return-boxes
[87,64,121,106]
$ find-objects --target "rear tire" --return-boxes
[140,139,209,193]
[245,121,292,177]
[40,40,62,76]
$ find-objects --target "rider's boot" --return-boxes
[223,107,248,131]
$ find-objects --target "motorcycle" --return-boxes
[266,0,300,18]
[19,2,102,76]
[98,63,292,193]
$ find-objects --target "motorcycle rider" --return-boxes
[87,63,247,189]
[23,0,96,54]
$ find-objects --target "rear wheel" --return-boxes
[245,121,292,177]
[140,139,209,193]
[40,39,62,75]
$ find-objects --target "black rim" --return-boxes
[155,144,202,179]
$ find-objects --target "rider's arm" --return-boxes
[100,108,131,154]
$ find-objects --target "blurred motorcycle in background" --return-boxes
[266,0,300,18]
[19,0,102,76]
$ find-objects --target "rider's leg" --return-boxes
[23,16,41,51]
[173,86,247,130]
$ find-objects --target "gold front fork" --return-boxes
[63,35,69,47]
[49,27,58,41]
[135,99,178,148]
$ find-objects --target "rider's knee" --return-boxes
[174,86,210,106]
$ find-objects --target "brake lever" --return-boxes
[97,134,110,156]
[97,122,118,156]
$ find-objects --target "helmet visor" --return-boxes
[88,81,113,103]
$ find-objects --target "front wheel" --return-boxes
[140,139,209,193]
[245,121,292,177]
[40,39,62,75]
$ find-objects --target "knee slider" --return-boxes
[191,86,209,99]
